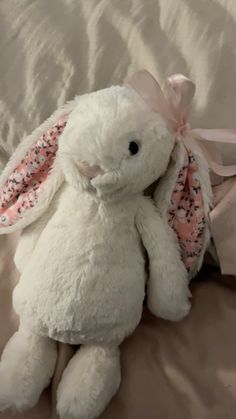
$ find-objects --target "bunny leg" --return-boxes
[57,344,121,419]
[0,324,57,411]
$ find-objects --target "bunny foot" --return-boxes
[57,344,120,419]
[0,326,57,411]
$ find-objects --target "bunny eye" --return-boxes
[128,141,139,156]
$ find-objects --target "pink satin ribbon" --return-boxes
[130,71,236,177]
[163,74,236,176]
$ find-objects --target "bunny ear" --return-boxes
[154,139,212,278]
[0,100,76,234]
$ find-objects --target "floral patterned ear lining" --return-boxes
[0,117,67,227]
[167,146,206,274]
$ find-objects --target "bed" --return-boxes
[0,1,236,418]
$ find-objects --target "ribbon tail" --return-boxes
[191,129,236,177]
[192,128,236,144]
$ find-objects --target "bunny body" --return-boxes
[0,76,210,419]
[14,183,146,344]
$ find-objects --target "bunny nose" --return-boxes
[76,161,104,179]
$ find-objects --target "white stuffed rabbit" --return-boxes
[0,71,211,419]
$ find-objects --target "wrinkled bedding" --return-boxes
[0,1,236,418]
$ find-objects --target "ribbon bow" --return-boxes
[127,71,236,177]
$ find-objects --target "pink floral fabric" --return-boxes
[167,147,206,273]
[0,117,67,227]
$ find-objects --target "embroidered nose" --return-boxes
[76,161,104,179]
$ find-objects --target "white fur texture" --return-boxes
[0,85,192,419]
[57,345,120,419]
[136,198,190,321]
[0,325,57,411]
[14,184,65,273]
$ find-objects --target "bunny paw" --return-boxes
[148,281,192,321]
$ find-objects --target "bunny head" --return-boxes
[0,69,211,278]
[0,75,174,234]
[57,86,174,198]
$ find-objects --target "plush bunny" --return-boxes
[0,71,211,419]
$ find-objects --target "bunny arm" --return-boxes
[135,197,191,321]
